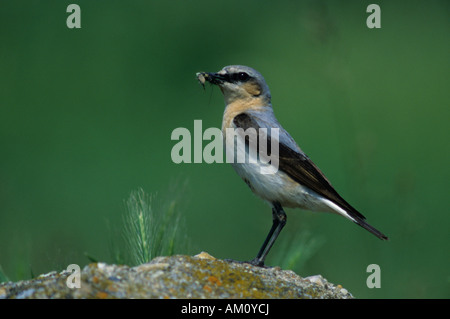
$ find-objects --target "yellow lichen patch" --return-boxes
[207,275,222,286]
[107,284,118,292]
[96,291,109,299]
[203,285,212,293]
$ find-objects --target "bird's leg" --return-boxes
[249,202,286,267]
[253,207,280,261]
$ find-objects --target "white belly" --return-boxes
[231,161,333,212]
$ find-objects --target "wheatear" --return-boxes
[197,65,388,267]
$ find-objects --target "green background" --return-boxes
[0,0,448,298]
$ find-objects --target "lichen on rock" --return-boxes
[0,252,353,299]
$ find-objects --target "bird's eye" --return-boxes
[237,72,250,82]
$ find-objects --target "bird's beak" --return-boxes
[196,72,228,87]
[206,72,228,85]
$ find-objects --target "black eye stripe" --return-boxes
[238,72,250,81]
[228,72,251,83]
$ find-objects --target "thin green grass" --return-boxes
[119,185,189,266]
[0,265,10,284]
[269,231,325,274]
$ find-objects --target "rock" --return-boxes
[0,252,353,299]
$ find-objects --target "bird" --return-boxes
[196,65,388,267]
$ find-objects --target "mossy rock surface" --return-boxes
[0,252,352,299]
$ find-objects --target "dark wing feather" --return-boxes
[232,113,364,219]
[277,141,368,220]
[233,113,388,240]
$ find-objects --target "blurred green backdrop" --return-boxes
[0,0,448,298]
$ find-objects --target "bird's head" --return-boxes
[197,65,271,106]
